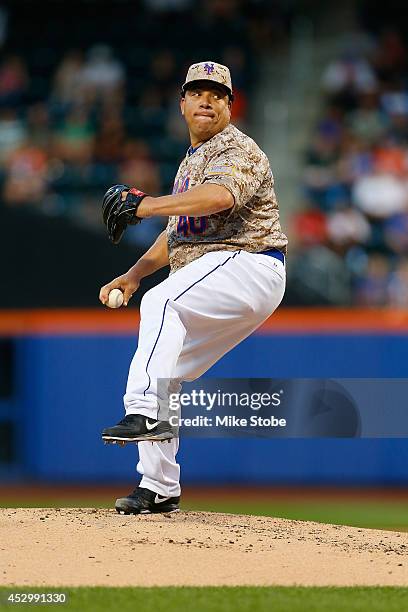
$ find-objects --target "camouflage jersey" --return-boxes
[166,123,288,272]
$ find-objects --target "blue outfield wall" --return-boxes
[8,332,408,484]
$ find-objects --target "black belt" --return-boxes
[258,248,285,264]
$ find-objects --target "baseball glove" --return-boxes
[102,184,147,245]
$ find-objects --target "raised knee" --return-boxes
[140,286,168,316]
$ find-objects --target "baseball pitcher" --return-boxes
[99,61,288,514]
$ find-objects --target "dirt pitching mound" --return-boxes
[1,508,408,587]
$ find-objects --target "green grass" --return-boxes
[2,498,408,531]
[1,587,408,612]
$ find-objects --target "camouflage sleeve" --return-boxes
[201,146,266,210]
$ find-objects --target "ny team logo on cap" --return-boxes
[204,63,215,75]
[182,61,233,98]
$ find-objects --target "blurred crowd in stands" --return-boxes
[0,0,289,247]
[291,27,408,306]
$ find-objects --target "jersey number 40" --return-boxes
[177,216,207,236]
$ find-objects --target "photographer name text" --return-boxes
[169,415,286,428]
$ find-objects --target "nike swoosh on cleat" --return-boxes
[154,494,171,504]
[145,419,159,431]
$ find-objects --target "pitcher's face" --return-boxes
[180,82,231,144]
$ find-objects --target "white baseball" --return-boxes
[107,288,124,309]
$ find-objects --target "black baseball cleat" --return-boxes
[102,414,174,444]
[115,487,180,515]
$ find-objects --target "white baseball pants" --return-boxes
[123,249,286,496]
